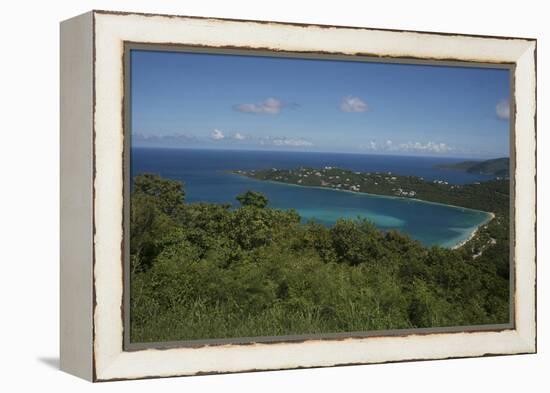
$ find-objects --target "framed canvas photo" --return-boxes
[60,10,537,381]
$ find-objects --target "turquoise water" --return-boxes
[132,148,493,248]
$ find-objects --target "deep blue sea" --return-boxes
[131,148,494,248]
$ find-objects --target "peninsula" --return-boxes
[232,166,507,213]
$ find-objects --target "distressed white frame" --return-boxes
[61,10,536,381]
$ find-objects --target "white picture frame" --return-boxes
[60,10,536,381]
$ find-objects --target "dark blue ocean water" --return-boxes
[131,148,494,248]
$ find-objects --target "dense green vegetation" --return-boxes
[436,157,510,177]
[130,173,510,343]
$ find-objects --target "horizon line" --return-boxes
[131,145,508,161]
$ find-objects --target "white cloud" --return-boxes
[340,96,368,113]
[235,98,283,114]
[136,129,315,149]
[132,133,197,142]
[260,136,313,147]
[275,139,313,147]
[361,139,454,154]
[398,141,453,154]
[132,133,199,147]
[496,99,510,120]
[211,129,225,140]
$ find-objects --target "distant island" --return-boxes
[435,157,509,177]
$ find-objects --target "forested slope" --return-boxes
[130,174,510,343]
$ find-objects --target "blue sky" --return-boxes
[131,49,510,158]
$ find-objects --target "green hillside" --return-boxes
[130,174,510,343]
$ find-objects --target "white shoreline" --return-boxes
[450,212,495,250]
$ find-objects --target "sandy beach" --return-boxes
[451,212,495,250]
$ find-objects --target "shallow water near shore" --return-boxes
[132,147,493,248]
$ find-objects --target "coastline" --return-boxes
[231,173,495,250]
[450,212,495,250]
[231,172,492,216]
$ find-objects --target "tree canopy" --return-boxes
[236,190,269,208]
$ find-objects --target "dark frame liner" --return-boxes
[122,42,517,352]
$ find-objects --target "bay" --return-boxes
[131,148,493,248]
